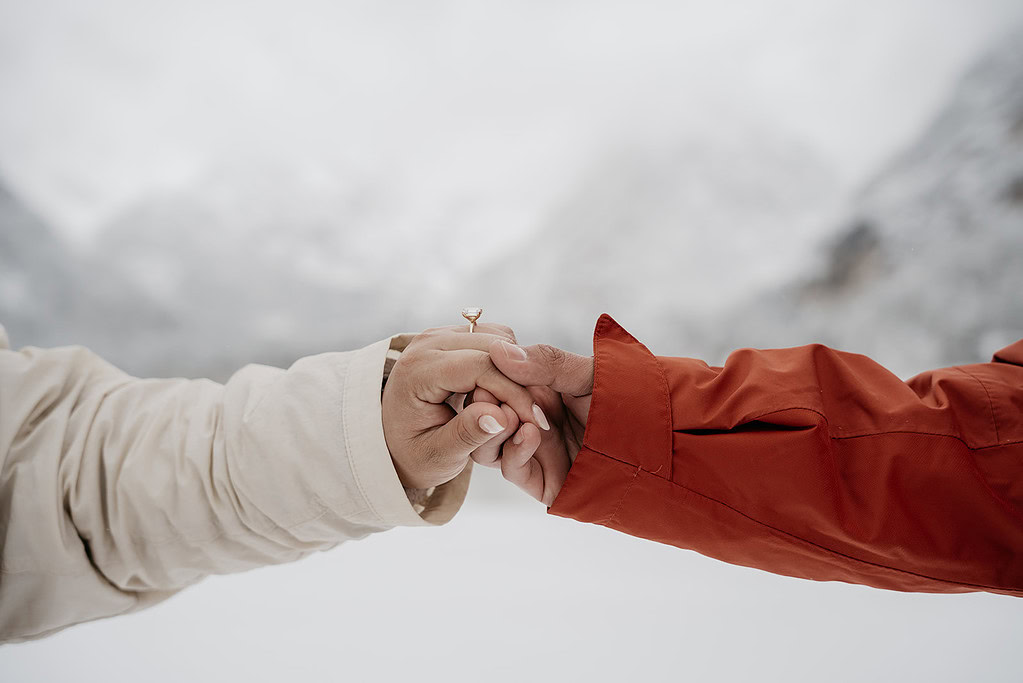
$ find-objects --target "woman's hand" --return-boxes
[382,324,551,490]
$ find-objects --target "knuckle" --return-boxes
[396,351,424,378]
[454,416,479,446]
[473,350,495,373]
[533,344,564,369]
[493,323,516,340]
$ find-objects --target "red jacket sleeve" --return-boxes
[548,315,1023,596]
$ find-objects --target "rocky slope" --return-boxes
[689,28,1023,377]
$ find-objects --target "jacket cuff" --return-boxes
[342,335,470,528]
[579,314,673,473]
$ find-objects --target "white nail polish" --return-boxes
[479,415,504,434]
[501,341,528,361]
[532,403,551,431]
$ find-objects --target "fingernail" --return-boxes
[532,403,551,431]
[479,415,505,434]
[512,429,525,445]
[498,340,528,361]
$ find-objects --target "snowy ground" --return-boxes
[4,473,1023,683]
[2,0,1023,680]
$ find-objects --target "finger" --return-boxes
[499,423,544,502]
[428,332,518,353]
[532,433,572,505]
[426,401,510,465]
[471,403,518,468]
[468,323,516,343]
[422,349,551,431]
[472,387,498,405]
[490,341,594,397]
[465,386,497,412]
[418,324,515,343]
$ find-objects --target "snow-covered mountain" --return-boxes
[466,120,843,354]
[0,180,182,373]
[0,181,78,343]
[3,27,1021,383]
[685,28,1023,377]
[61,97,843,377]
[86,160,413,378]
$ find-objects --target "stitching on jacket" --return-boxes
[831,431,1023,448]
[605,466,640,526]
[738,404,1023,450]
[654,355,673,479]
[582,448,1022,593]
[5,600,141,642]
[958,438,1023,528]
[578,316,607,455]
[955,366,1000,444]
[0,505,345,571]
[677,476,1017,593]
[342,351,385,526]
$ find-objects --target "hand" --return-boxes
[477,340,594,505]
[382,324,551,490]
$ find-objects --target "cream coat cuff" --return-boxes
[343,334,471,528]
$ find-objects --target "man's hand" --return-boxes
[382,324,551,490]
[481,340,595,505]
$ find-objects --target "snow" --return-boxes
[2,481,1022,682]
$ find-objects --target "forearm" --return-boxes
[0,338,468,641]
[550,315,1023,595]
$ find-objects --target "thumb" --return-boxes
[427,401,509,462]
[490,340,594,397]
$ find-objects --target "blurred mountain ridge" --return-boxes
[27,110,844,377]
[685,27,1023,376]
[0,180,182,370]
[2,30,1021,382]
[465,119,844,354]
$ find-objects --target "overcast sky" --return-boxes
[1,0,1021,244]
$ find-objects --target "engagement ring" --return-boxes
[461,307,483,333]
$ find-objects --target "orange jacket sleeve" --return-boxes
[548,315,1023,596]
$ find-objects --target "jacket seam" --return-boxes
[342,349,387,528]
[580,447,1020,594]
[0,505,340,573]
[955,366,1000,444]
[604,466,640,526]
[831,431,1023,448]
[677,475,1016,593]
[654,356,673,479]
[737,405,1016,450]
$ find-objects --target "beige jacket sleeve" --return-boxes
[0,325,470,643]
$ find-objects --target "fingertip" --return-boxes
[518,422,542,454]
[531,403,551,431]
[490,338,528,364]
[500,403,519,435]
[478,414,505,435]
[466,401,508,435]
[502,424,537,468]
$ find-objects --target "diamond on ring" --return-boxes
[461,307,483,333]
